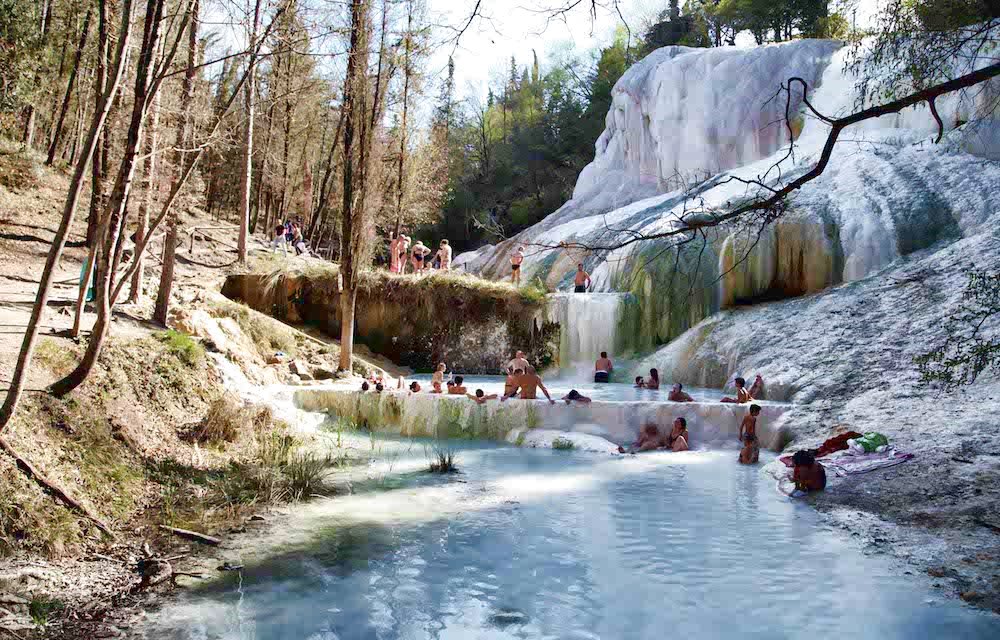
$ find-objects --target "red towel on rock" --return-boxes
[779,431,864,467]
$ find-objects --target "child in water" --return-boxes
[792,450,827,493]
[738,404,761,464]
[466,389,498,405]
[634,376,645,388]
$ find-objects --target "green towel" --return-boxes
[853,432,889,453]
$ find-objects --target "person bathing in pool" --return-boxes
[644,368,660,390]
[738,404,761,464]
[721,374,764,403]
[792,450,826,493]
[448,375,467,395]
[501,369,556,404]
[619,423,662,453]
[669,383,694,402]
[664,417,689,452]
[634,376,645,388]
[467,389,498,404]
[594,351,613,383]
[408,381,422,393]
[562,390,592,404]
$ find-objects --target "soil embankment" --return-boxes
[222,268,558,373]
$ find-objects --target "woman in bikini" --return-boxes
[411,242,427,273]
[664,417,689,452]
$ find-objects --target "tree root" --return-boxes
[0,435,116,540]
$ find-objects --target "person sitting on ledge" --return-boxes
[721,376,752,404]
[467,389,498,404]
[562,390,592,404]
[594,351,613,383]
[644,368,660,390]
[668,383,694,402]
[738,405,761,464]
[663,417,689,452]
[408,381,422,393]
[449,375,468,395]
[619,423,662,453]
[634,376,645,388]
[501,369,556,404]
[792,450,827,493]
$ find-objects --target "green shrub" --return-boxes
[552,437,575,451]
[29,596,64,626]
[154,330,205,366]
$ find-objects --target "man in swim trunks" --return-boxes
[792,450,827,492]
[501,369,556,404]
[665,417,689,452]
[436,239,452,271]
[561,390,591,404]
[668,383,694,402]
[738,404,761,464]
[510,247,525,285]
[503,367,517,398]
[467,389,498,404]
[573,263,591,293]
[594,351,613,383]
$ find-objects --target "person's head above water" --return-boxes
[361,381,369,391]
[600,351,607,359]
[792,450,816,467]
[672,383,683,392]
[567,390,581,400]
[455,375,464,385]
[635,376,643,384]
[734,376,746,388]
[446,380,454,387]
[475,389,484,398]
[649,368,659,382]
[749,404,761,416]
[409,381,420,392]
[375,383,384,393]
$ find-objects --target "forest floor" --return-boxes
[0,147,395,638]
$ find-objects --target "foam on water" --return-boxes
[139,445,1000,639]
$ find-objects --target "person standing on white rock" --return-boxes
[510,247,525,285]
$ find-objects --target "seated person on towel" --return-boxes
[738,404,761,464]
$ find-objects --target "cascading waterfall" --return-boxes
[545,292,635,376]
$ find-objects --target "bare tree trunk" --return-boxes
[47,7,93,166]
[129,64,163,304]
[23,0,54,148]
[51,0,172,398]
[256,100,277,233]
[307,104,344,239]
[154,0,199,325]
[0,0,134,433]
[393,0,413,238]
[238,0,264,263]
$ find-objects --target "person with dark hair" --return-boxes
[448,375,467,395]
[409,381,422,393]
[501,369,556,404]
[594,351,613,383]
[738,404,762,464]
[562,389,592,404]
[668,383,694,402]
[792,450,827,492]
[361,381,370,392]
[721,376,752,403]
[271,224,288,254]
[467,389,498,404]
[375,383,384,393]
[665,417,689,452]
[644,368,660,390]
[573,263,591,293]
[634,376,645,388]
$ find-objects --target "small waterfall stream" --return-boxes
[545,292,635,376]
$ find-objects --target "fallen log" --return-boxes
[158,525,221,546]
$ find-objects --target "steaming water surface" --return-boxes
[142,440,997,639]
